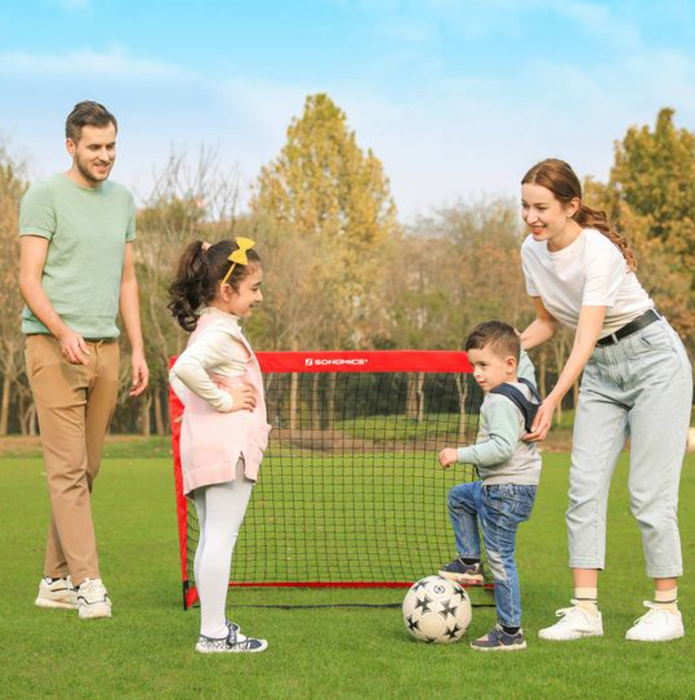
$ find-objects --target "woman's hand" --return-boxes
[524,394,559,442]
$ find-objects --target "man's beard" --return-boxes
[75,155,112,184]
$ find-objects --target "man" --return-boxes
[19,101,148,619]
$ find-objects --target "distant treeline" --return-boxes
[0,97,693,435]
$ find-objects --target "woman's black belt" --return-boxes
[596,308,660,347]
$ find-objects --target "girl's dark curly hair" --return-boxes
[167,239,262,332]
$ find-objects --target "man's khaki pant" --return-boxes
[25,335,119,586]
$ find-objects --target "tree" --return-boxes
[611,108,695,254]
[375,197,538,423]
[251,93,400,351]
[377,197,532,351]
[0,144,28,435]
[124,148,242,435]
[586,109,695,347]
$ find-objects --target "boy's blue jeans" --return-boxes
[448,481,537,628]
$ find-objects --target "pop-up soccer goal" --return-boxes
[170,351,484,609]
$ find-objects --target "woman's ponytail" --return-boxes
[574,203,636,271]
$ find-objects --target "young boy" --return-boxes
[438,321,541,652]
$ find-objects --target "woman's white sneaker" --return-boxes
[538,600,603,641]
[76,578,112,619]
[35,576,78,610]
[625,602,684,642]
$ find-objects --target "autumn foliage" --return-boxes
[0,102,693,434]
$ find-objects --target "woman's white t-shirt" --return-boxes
[521,229,653,338]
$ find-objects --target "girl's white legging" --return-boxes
[193,464,254,639]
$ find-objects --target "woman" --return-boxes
[519,159,691,642]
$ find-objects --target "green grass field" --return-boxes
[0,443,693,700]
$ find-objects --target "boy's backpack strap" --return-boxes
[518,377,542,403]
[490,379,542,433]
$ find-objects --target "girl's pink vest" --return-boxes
[179,312,271,496]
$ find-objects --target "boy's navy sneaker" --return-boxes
[438,557,484,585]
[470,625,527,652]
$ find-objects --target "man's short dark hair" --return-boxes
[465,321,520,362]
[65,101,118,142]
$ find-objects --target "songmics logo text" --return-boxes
[304,358,370,367]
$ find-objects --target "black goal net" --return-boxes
[171,351,484,609]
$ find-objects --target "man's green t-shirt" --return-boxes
[19,173,136,339]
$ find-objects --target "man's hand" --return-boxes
[438,448,459,469]
[57,327,90,365]
[129,350,149,397]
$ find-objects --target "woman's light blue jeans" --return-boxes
[568,317,692,578]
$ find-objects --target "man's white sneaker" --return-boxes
[76,578,112,620]
[35,576,78,610]
[625,602,684,642]
[538,600,603,641]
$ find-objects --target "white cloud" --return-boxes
[373,19,441,44]
[353,0,643,46]
[0,46,197,81]
[2,38,695,220]
[216,77,311,142]
[548,0,640,48]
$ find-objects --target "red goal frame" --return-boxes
[170,350,483,610]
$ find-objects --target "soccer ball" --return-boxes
[402,575,472,644]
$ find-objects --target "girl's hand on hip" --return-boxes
[228,384,256,412]
[524,397,557,442]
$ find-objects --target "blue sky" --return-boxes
[1,0,694,219]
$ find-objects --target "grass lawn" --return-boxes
[0,445,693,700]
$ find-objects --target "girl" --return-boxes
[168,238,270,653]
[519,159,691,643]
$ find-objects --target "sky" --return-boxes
[1,0,694,220]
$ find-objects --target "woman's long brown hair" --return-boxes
[522,158,636,271]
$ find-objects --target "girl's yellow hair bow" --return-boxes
[220,237,255,287]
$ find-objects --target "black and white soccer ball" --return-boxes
[402,575,472,644]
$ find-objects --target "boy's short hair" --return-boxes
[465,321,520,362]
[65,101,118,142]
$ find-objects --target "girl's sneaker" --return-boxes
[76,578,112,619]
[438,557,484,585]
[195,626,268,654]
[470,625,527,652]
[227,620,247,642]
[35,576,78,610]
